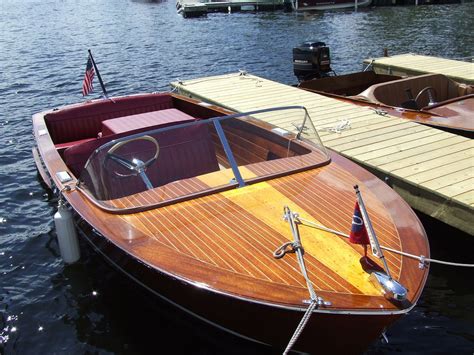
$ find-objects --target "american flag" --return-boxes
[82,56,95,96]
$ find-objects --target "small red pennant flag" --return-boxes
[349,201,370,245]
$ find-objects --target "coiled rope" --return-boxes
[318,119,351,134]
[296,216,474,268]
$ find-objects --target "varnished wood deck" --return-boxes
[33,93,432,353]
[113,166,403,296]
[171,73,474,235]
[363,53,474,85]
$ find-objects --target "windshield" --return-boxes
[78,106,329,212]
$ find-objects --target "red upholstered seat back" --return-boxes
[63,134,121,178]
[67,123,220,200]
[45,94,174,144]
[148,123,219,187]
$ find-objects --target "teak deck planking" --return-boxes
[363,53,474,85]
[171,73,474,235]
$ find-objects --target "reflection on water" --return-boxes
[0,0,473,353]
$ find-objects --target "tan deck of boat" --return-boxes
[171,73,474,235]
[364,53,474,85]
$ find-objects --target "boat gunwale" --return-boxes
[32,92,430,313]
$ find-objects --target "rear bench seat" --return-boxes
[45,94,175,150]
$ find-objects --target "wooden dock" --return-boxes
[171,73,474,235]
[176,0,286,17]
[364,53,474,85]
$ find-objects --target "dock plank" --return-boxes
[454,190,474,206]
[380,142,473,172]
[172,72,474,235]
[389,148,473,180]
[439,183,474,202]
[361,135,465,164]
[345,130,444,159]
[364,53,474,85]
[423,168,473,191]
[332,124,429,152]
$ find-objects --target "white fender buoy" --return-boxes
[54,198,80,263]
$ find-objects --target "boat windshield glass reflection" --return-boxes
[78,106,329,211]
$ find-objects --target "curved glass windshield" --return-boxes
[78,106,329,212]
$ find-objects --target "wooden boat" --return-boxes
[299,72,474,137]
[294,0,371,11]
[297,70,401,96]
[357,73,474,135]
[33,92,429,353]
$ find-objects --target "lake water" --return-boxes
[0,0,473,353]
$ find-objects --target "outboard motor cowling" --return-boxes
[293,41,332,82]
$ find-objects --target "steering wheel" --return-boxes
[105,135,159,190]
[415,86,437,108]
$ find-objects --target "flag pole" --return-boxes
[88,49,108,98]
[352,185,407,302]
[354,185,392,280]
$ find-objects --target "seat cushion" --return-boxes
[101,108,196,136]
[55,137,96,151]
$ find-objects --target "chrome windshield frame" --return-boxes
[77,105,329,212]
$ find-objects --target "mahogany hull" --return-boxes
[32,93,430,354]
[76,217,400,354]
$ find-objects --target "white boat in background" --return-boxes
[177,0,286,17]
[294,0,371,11]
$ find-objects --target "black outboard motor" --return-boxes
[293,41,332,82]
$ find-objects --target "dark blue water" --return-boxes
[1,0,473,353]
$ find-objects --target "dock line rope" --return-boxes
[282,301,318,355]
[174,70,262,87]
[296,216,474,268]
[363,59,375,72]
[274,207,328,355]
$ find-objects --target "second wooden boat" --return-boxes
[293,43,473,137]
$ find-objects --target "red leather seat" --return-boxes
[65,122,219,200]
[45,94,174,144]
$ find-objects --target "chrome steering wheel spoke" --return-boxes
[104,135,160,189]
